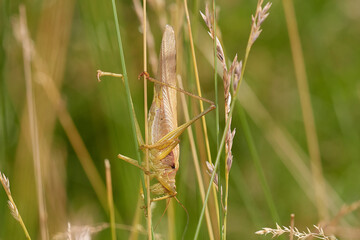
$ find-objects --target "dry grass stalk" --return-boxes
[105,160,116,240]
[183,0,218,238]
[290,214,295,240]
[15,5,49,239]
[11,0,74,232]
[177,76,214,239]
[132,0,158,74]
[282,0,328,220]
[255,223,336,240]
[0,171,31,239]
[205,161,218,190]
[140,0,153,238]
[14,11,109,212]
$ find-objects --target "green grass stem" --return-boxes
[109,0,151,233]
[238,106,280,223]
[212,1,223,239]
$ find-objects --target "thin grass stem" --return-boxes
[110,0,148,214]
[281,0,328,221]
[19,6,49,240]
[105,160,117,240]
[290,214,295,240]
[194,90,233,240]
[0,81,8,163]
[178,76,214,240]
[0,0,7,163]
[230,163,263,227]
[212,3,219,151]
[129,182,143,240]
[183,0,220,233]
[141,0,153,239]
[211,1,223,239]
[238,106,280,223]
[167,200,175,240]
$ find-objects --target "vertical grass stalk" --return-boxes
[211,1,223,239]
[141,0,153,239]
[110,0,150,232]
[238,106,280,223]
[105,160,117,240]
[19,6,49,240]
[281,0,328,221]
[0,4,8,163]
[178,76,215,240]
[183,0,221,233]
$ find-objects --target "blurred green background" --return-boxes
[1,0,360,239]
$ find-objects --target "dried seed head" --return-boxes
[259,2,272,24]
[8,201,20,222]
[0,172,11,194]
[250,1,272,45]
[226,128,236,172]
[216,37,226,67]
[200,4,214,36]
[229,54,238,74]
[201,5,227,71]
[206,162,219,189]
[233,60,242,91]
[55,223,111,240]
[255,223,334,240]
[206,161,214,173]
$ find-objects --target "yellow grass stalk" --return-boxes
[282,0,328,220]
[105,160,117,240]
[141,0,153,239]
[183,0,220,232]
[178,76,215,240]
[18,6,49,239]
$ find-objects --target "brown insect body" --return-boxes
[148,25,179,198]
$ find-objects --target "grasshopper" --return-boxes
[98,25,215,202]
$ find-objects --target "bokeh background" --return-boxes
[1,0,360,239]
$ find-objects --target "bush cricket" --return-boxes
[98,25,215,203]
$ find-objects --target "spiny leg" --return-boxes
[152,139,180,162]
[117,154,152,175]
[151,194,176,202]
[140,138,179,153]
